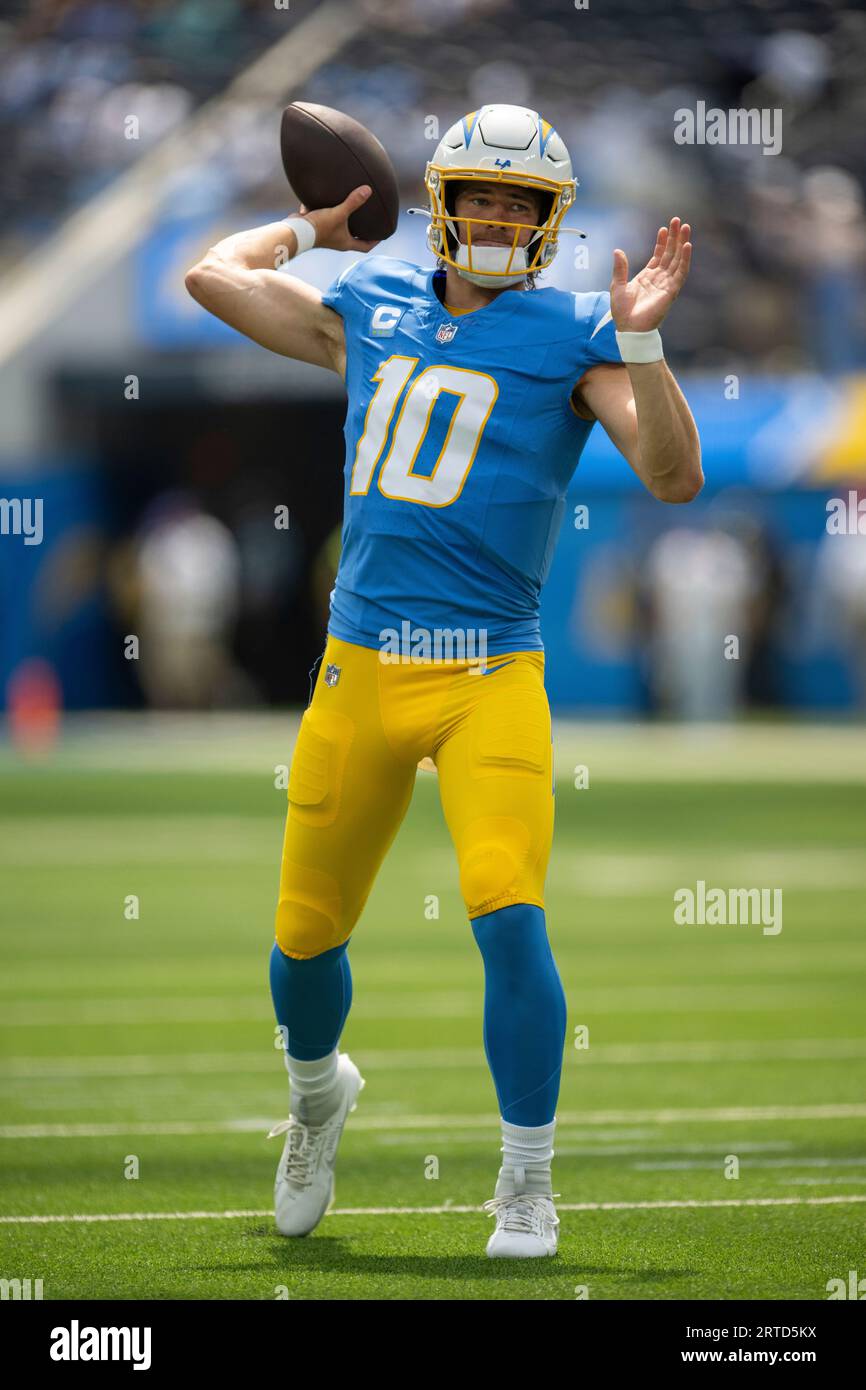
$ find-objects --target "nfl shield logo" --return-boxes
[435,321,459,344]
[324,663,341,687]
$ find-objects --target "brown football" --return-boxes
[280,102,400,242]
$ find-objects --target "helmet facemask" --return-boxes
[425,166,574,287]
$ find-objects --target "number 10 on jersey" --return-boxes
[350,354,499,507]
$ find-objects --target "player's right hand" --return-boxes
[294,186,381,254]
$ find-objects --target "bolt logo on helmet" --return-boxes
[422,103,578,287]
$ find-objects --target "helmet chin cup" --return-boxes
[453,241,530,288]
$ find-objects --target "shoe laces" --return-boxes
[267,1116,331,1187]
[482,1192,561,1234]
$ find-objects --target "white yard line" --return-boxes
[634,1156,866,1171]
[2,985,863,1026]
[5,827,866,891]
[1,1102,865,1140]
[0,996,480,1025]
[0,817,280,866]
[787,1176,866,1185]
[551,849,866,894]
[2,1194,865,1226]
[3,1038,866,1079]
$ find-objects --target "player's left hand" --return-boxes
[610,217,692,333]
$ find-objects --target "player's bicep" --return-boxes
[573,363,641,473]
[185,257,344,374]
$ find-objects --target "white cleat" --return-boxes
[483,1191,560,1258]
[267,1052,364,1237]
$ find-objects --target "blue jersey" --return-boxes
[320,255,622,655]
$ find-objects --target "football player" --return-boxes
[185,103,702,1258]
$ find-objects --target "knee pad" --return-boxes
[275,859,344,959]
[459,815,532,916]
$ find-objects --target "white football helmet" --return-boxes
[420,104,578,287]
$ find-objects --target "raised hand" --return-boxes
[610,217,692,333]
[294,186,381,254]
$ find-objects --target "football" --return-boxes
[280,101,400,242]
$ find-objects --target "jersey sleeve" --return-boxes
[582,291,623,367]
[320,257,366,323]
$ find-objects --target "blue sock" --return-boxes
[268,940,352,1061]
[471,903,567,1127]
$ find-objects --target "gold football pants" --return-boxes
[274,635,555,959]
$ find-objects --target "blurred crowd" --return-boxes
[2,0,866,368]
[0,0,289,249]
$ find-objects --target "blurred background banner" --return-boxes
[1,0,865,718]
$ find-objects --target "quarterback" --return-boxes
[185,104,702,1258]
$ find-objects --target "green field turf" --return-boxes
[1,718,865,1301]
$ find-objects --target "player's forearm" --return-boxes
[195,218,305,275]
[628,360,703,503]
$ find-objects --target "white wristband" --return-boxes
[284,215,316,257]
[615,328,663,363]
